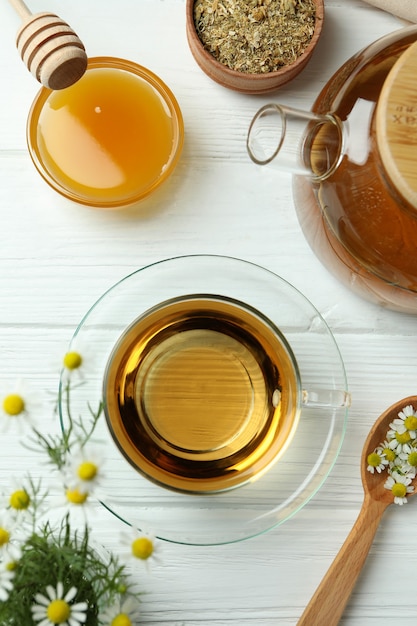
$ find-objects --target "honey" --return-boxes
[27,57,184,208]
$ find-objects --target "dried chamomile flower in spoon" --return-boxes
[367,403,417,504]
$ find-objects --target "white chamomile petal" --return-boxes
[69,601,88,614]
[404,465,417,478]
[398,405,416,420]
[99,595,141,625]
[0,510,18,547]
[34,592,50,606]
[0,563,16,601]
[64,585,77,603]
[48,582,59,600]
[390,420,407,435]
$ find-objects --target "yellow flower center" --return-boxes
[77,461,98,481]
[63,351,83,370]
[131,537,154,560]
[391,483,407,498]
[383,447,396,462]
[367,452,381,467]
[66,488,88,505]
[9,489,30,510]
[404,415,417,431]
[47,599,71,623]
[112,614,132,626]
[0,527,10,546]
[408,451,417,467]
[395,430,411,444]
[6,560,18,571]
[2,394,25,416]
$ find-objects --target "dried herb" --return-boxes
[194,0,317,74]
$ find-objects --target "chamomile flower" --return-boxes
[387,430,413,455]
[120,527,158,568]
[58,486,97,522]
[0,374,143,623]
[50,481,97,527]
[0,511,15,547]
[65,487,90,506]
[62,350,83,377]
[0,560,16,601]
[63,448,104,495]
[406,447,417,465]
[1,476,39,524]
[60,338,93,384]
[99,595,141,626]
[0,511,22,562]
[31,582,87,626]
[378,440,397,465]
[366,448,389,474]
[9,487,31,512]
[399,448,417,477]
[0,380,40,432]
[392,405,417,439]
[384,471,414,505]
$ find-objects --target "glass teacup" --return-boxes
[103,293,349,494]
[59,255,350,544]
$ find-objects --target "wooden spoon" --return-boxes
[9,0,87,90]
[297,396,417,626]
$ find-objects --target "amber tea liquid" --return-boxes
[104,296,300,493]
[295,33,417,311]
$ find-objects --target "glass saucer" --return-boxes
[59,255,348,545]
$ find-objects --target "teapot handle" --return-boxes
[247,103,343,181]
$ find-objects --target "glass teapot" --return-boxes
[247,26,417,314]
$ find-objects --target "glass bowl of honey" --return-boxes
[58,255,349,545]
[26,57,184,209]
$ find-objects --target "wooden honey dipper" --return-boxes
[9,0,88,90]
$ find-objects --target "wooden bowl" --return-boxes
[186,0,324,94]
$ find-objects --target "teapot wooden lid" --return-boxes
[376,40,417,210]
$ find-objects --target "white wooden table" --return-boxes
[1,1,416,624]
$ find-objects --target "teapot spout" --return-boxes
[247,103,343,181]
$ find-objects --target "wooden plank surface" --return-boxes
[1,2,416,624]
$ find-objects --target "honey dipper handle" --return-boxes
[8,0,31,20]
[297,496,389,626]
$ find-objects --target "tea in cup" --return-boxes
[103,294,349,493]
